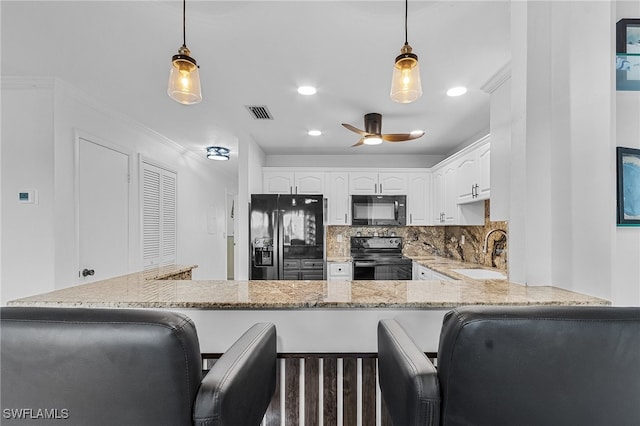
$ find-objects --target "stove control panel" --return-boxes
[350,236,403,249]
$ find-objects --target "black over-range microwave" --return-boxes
[351,195,406,226]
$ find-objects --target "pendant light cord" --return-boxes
[404,0,408,45]
[182,0,187,47]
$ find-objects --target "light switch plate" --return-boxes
[18,190,38,204]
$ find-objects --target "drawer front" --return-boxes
[283,271,300,280]
[329,263,350,274]
[328,262,352,279]
[301,270,324,280]
[283,259,301,269]
[301,259,324,270]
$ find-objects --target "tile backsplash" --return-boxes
[326,201,507,270]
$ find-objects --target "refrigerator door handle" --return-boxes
[275,208,283,279]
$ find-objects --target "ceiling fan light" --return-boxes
[363,135,383,145]
[390,45,422,104]
[168,46,202,105]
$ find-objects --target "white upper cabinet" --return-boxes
[263,170,325,194]
[456,138,490,204]
[406,172,430,225]
[326,172,350,225]
[443,165,458,225]
[477,142,491,199]
[432,163,458,225]
[349,172,408,195]
[295,172,325,194]
[263,171,294,194]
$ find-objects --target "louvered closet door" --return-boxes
[142,162,177,269]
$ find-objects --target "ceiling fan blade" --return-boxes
[351,138,365,147]
[342,123,368,136]
[381,132,425,142]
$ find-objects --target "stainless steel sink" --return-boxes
[451,268,507,280]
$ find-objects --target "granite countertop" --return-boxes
[141,264,198,280]
[8,261,609,309]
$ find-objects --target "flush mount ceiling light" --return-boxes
[167,0,202,105]
[308,130,322,136]
[206,146,230,161]
[447,86,468,97]
[297,86,317,96]
[390,0,422,104]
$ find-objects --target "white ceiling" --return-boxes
[1,1,511,171]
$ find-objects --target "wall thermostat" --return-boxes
[18,190,38,204]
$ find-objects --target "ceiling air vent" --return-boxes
[245,105,273,120]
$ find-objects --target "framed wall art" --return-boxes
[616,147,640,226]
[616,19,640,91]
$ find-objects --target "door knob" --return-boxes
[82,268,95,277]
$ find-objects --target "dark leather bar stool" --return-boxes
[378,305,640,426]
[1,307,277,426]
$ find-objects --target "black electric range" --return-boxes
[350,236,412,280]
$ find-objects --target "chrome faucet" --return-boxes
[483,229,507,253]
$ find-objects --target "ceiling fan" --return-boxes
[342,113,424,147]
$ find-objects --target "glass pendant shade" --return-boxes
[390,43,422,103]
[168,46,202,105]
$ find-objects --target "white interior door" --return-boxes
[78,137,130,283]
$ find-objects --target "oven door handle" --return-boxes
[354,261,376,267]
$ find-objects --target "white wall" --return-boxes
[613,1,640,306]
[1,77,237,304]
[1,80,56,304]
[506,1,640,306]
[235,135,266,280]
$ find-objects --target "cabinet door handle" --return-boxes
[374,183,377,193]
[380,183,382,193]
[296,186,298,194]
[344,213,347,223]
[410,213,413,224]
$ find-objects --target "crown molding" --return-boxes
[481,62,512,94]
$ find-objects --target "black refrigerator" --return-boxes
[250,194,325,280]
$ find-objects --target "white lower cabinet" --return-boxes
[412,262,453,281]
[328,262,352,280]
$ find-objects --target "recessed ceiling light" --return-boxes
[411,129,424,136]
[308,130,322,136]
[297,85,317,96]
[447,86,467,97]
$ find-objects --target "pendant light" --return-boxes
[168,0,202,105]
[390,0,422,104]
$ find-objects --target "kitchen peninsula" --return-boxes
[8,259,608,354]
[7,261,610,424]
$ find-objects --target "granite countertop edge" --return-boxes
[6,262,611,309]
